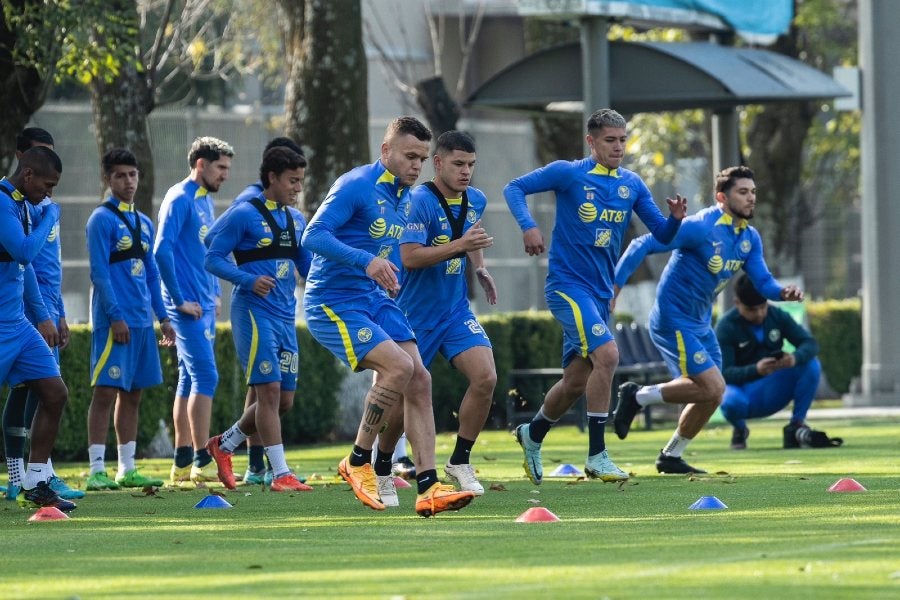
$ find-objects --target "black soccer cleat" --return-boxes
[392,456,416,480]
[614,382,641,440]
[18,480,77,512]
[730,426,749,450]
[655,451,707,475]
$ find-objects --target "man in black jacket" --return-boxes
[716,275,822,449]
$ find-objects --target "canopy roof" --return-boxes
[466,41,850,115]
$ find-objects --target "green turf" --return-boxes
[3,418,899,599]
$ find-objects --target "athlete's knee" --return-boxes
[380,351,415,388]
[696,372,725,404]
[278,392,295,415]
[468,368,497,399]
[33,377,68,410]
[592,341,619,373]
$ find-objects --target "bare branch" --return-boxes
[455,0,486,99]
[147,0,177,90]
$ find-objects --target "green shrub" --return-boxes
[807,298,862,394]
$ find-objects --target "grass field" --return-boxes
[3,417,899,599]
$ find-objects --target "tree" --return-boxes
[278,0,369,215]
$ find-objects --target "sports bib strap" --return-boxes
[103,201,146,264]
[232,197,297,265]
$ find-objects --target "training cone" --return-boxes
[515,507,560,523]
[549,463,584,477]
[827,478,867,492]
[392,476,411,489]
[28,506,70,521]
[194,494,233,509]
[689,496,728,510]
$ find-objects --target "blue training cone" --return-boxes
[549,463,584,477]
[194,494,233,509]
[689,496,727,510]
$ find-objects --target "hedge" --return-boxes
[3,301,862,459]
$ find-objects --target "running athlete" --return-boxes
[504,108,686,485]
[154,136,233,487]
[85,149,175,491]
[392,130,496,497]
[613,165,803,474]
[207,136,305,486]
[2,128,81,502]
[0,146,74,512]
[205,147,312,493]
[302,116,475,517]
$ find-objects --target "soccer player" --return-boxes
[503,108,686,485]
[613,166,804,474]
[716,274,825,450]
[3,128,81,501]
[204,147,312,493]
[302,116,475,516]
[208,135,305,485]
[0,146,74,511]
[85,149,176,491]
[393,130,497,496]
[154,136,233,487]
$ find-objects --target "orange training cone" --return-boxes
[827,478,867,492]
[28,506,70,521]
[393,476,411,489]
[516,507,560,523]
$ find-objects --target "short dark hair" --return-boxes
[264,136,305,158]
[16,127,55,152]
[734,274,767,307]
[715,166,755,195]
[434,130,476,155]
[14,145,62,177]
[587,108,626,134]
[188,136,235,167]
[259,147,306,189]
[101,148,138,175]
[384,116,432,143]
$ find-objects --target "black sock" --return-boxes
[349,444,371,467]
[248,445,265,473]
[174,446,193,468]
[416,469,438,494]
[194,448,211,468]
[3,386,29,458]
[449,436,475,465]
[373,448,393,476]
[587,414,608,455]
[528,413,554,444]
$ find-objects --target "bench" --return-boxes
[505,322,672,431]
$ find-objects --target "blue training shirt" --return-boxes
[0,178,59,326]
[504,157,679,298]
[615,205,783,330]
[302,160,410,301]
[396,183,487,330]
[154,178,219,311]
[29,197,65,321]
[86,198,167,329]
[205,196,311,321]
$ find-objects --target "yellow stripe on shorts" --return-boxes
[246,310,259,385]
[91,329,115,386]
[321,304,359,371]
[675,329,688,376]
[554,290,589,358]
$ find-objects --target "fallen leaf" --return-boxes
[715,471,730,476]
[247,565,263,570]
[481,456,497,461]
[488,483,506,491]
[526,498,541,504]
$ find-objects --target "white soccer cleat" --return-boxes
[444,462,485,496]
[376,474,399,507]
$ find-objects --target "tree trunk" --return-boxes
[414,76,460,139]
[293,0,368,217]
[745,15,815,277]
[276,0,306,145]
[0,2,55,173]
[90,62,155,215]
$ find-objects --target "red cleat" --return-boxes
[270,473,313,492]
[206,435,236,490]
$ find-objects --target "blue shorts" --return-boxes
[232,301,299,391]
[416,310,492,368]
[305,294,414,371]
[0,319,60,386]
[27,310,60,364]
[546,287,615,368]
[649,322,721,378]
[170,311,218,397]
[90,326,163,391]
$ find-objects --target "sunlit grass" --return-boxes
[3,417,899,599]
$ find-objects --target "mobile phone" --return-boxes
[769,350,785,359]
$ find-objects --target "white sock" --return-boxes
[47,457,57,477]
[637,385,664,407]
[661,432,692,458]
[88,444,106,475]
[220,422,248,453]
[117,441,137,476]
[392,433,408,462]
[265,444,289,478]
[24,463,50,489]
[6,457,25,486]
